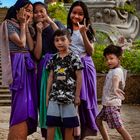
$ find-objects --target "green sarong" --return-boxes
[39,68,62,140]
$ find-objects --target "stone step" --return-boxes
[0,99,11,106]
[0,86,9,89]
[97,98,101,104]
[0,94,11,100]
[0,88,10,94]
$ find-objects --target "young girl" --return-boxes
[96,45,132,140]
[33,2,65,139]
[67,1,98,139]
[0,0,38,139]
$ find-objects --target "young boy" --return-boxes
[96,45,132,140]
[46,29,83,140]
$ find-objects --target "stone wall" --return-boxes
[97,74,140,104]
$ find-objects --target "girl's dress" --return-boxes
[71,30,98,136]
[1,20,38,135]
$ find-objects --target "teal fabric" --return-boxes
[39,68,49,128]
[39,68,62,140]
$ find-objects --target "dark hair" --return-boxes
[103,44,123,57]
[67,1,95,41]
[4,0,32,20]
[53,29,71,42]
[33,2,48,13]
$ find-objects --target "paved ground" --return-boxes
[0,104,140,140]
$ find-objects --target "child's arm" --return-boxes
[43,14,58,31]
[78,19,94,56]
[46,70,54,106]
[74,70,82,106]
[112,75,125,100]
[26,26,34,51]
[33,22,43,60]
[25,15,34,51]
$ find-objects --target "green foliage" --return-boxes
[92,43,108,73]
[93,32,140,74]
[122,49,140,74]
[48,2,68,25]
[95,31,111,45]
[133,38,140,48]
[115,3,136,15]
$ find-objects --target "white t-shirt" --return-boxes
[70,30,86,55]
[102,67,126,106]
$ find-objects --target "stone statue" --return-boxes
[82,0,139,45]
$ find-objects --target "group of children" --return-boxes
[0,0,132,140]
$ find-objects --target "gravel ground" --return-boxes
[0,104,140,140]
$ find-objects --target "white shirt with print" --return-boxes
[102,67,126,106]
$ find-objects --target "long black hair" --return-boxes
[4,0,32,20]
[67,1,95,41]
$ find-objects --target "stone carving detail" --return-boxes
[79,0,139,45]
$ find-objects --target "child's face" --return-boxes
[70,6,84,26]
[17,4,33,23]
[105,54,120,69]
[33,4,47,23]
[54,35,70,52]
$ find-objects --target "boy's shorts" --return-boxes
[96,106,123,129]
[47,101,79,128]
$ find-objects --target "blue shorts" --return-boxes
[96,106,123,129]
[47,101,79,128]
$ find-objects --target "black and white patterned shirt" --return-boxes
[46,52,83,104]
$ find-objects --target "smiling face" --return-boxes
[70,6,84,26]
[54,35,70,53]
[105,54,120,69]
[16,3,33,23]
[33,4,47,23]
[24,4,33,22]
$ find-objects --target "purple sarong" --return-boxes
[9,52,38,135]
[79,55,98,135]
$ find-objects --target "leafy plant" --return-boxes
[115,3,136,15]
[92,43,108,73]
[48,2,68,25]
[122,49,140,74]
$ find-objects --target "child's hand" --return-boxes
[77,18,89,34]
[43,14,53,24]
[74,96,80,106]
[17,8,26,24]
[26,15,33,25]
[115,88,125,100]
[36,22,43,33]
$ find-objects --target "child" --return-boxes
[0,0,38,139]
[67,1,98,139]
[46,29,83,140]
[96,45,132,140]
[33,2,65,139]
